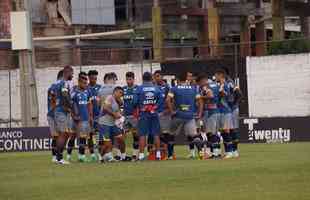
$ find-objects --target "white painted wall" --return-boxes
[0,63,160,127]
[247,53,310,117]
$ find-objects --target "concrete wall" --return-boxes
[0,63,160,127]
[247,53,310,118]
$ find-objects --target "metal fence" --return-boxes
[1,37,310,127]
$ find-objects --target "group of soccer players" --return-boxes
[47,65,242,164]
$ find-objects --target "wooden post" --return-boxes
[207,1,220,57]
[152,0,163,61]
[272,0,285,40]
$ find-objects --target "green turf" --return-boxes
[0,143,310,200]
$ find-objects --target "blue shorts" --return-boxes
[54,112,68,133]
[98,124,122,141]
[138,115,160,136]
[47,116,57,137]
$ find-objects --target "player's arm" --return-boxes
[87,97,93,123]
[196,94,204,119]
[71,95,80,121]
[166,90,175,114]
[49,89,57,110]
[234,86,243,104]
[102,96,121,119]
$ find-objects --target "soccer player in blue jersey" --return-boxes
[98,86,125,163]
[87,70,101,162]
[53,66,74,164]
[71,72,93,162]
[153,70,174,159]
[199,74,222,159]
[47,70,63,163]
[166,72,204,158]
[136,72,162,161]
[215,68,234,159]
[227,77,243,158]
[123,72,139,160]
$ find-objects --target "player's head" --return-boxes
[63,65,73,81]
[88,70,98,86]
[196,73,208,87]
[215,68,226,82]
[126,71,135,86]
[142,72,152,83]
[57,70,64,80]
[153,70,162,83]
[110,72,118,82]
[177,72,188,83]
[104,73,116,85]
[113,86,124,100]
[186,71,193,83]
[78,72,88,90]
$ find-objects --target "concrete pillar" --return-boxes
[255,20,267,56]
[272,0,285,40]
[240,16,251,57]
[152,2,163,62]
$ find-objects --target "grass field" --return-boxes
[0,143,309,200]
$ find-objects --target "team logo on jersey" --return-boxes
[145,92,154,100]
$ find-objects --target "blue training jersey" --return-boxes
[54,80,72,114]
[204,81,220,115]
[123,85,138,116]
[88,84,102,119]
[168,84,200,120]
[72,88,91,122]
[47,81,60,118]
[156,82,170,113]
[136,82,161,117]
[218,81,233,114]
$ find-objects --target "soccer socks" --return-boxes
[210,134,221,157]
[78,138,87,155]
[88,137,94,154]
[222,132,233,153]
[51,137,57,157]
[231,129,240,152]
[67,137,75,155]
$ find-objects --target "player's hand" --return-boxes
[113,112,122,119]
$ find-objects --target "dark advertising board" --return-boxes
[0,127,51,152]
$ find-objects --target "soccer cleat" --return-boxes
[187,154,196,159]
[232,151,240,158]
[223,152,234,159]
[114,156,121,161]
[198,151,204,160]
[78,155,87,163]
[122,156,132,162]
[56,159,70,165]
[52,156,57,163]
[132,155,137,161]
[66,154,72,162]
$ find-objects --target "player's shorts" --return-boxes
[76,121,91,138]
[54,112,69,133]
[47,116,58,137]
[219,112,233,130]
[66,115,75,133]
[98,124,122,142]
[138,115,160,136]
[124,115,138,132]
[159,112,171,133]
[231,108,239,129]
[204,112,220,135]
[170,117,198,137]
